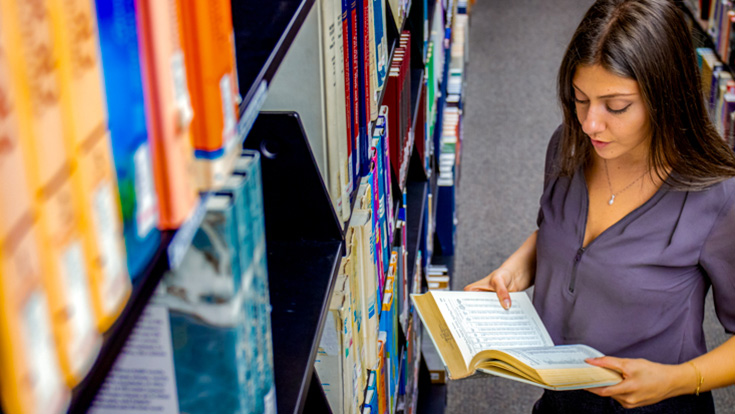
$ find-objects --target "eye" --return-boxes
[607,103,632,114]
[573,96,589,105]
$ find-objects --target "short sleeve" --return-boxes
[699,181,735,334]
[537,125,563,227]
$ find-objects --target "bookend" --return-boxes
[244,111,343,414]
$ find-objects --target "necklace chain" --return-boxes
[603,159,648,206]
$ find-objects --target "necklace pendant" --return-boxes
[608,194,615,205]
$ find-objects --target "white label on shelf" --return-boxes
[93,184,127,313]
[221,74,238,151]
[90,305,179,414]
[23,292,66,414]
[60,241,97,374]
[134,144,158,239]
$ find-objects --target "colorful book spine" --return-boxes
[94,0,161,279]
[3,0,102,386]
[178,0,242,191]
[136,0,199,230]
[0,45,69,413]
[341,0,356,198]
[357,0,372,176]
[49,0,132,332]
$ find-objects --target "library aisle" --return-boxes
[448,0,735,413]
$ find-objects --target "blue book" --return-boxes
[345,0,361,189]
[234,150,277,414]
[372,0,387,91]
[95,0,160,279]
[160,194,252,414]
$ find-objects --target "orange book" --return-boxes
[136,0,199,229]
[48,0,132,332]
[0,44,69,414]
[1,0,102,386]
[178,0,241,190]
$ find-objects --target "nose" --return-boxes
[580,105,605,137]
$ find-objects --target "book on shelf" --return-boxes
[322,0,349,221]
[315,273,362,414]
[412,291,624,390]
[137,0,200,230]
[94,0,161,280]
[93,152,276,414]
[50,0,132,333]
[0,50,70,413]
[178,0,242,191]
[2,0,103,386]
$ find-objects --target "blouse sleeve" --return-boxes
[699,182,735,334]
[537,124,563,227]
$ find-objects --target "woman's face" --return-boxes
[572,64,652,163]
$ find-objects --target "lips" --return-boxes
[590,138,610,149]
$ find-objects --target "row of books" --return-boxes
[0,0,252,413]
[91,151,276,414]
[701,0,735,67]
[321,0,390,223]
[696,47,735,148]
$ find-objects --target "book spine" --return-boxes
[49,0,132,332]
[136,0,199,229]
[0,45,69,413]
[341,0,355,198]
[349,0,361,185]
[358,0,372,176]
[4,0,102,386]
[179,0,242,190]
[94,0,161,279]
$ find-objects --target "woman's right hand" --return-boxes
[463,267,531,310]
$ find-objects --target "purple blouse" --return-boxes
[534,126,735,365]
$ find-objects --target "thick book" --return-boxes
[412,291,623,390]
[137,0,199,230]
[94,0,161,280]
[49,0,132,332]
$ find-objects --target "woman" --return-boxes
[465,0,735,412]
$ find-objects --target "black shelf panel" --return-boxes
[67,231,174,414]
[245,111,344,414]
[232,0,316,114]
[267,240,343,414]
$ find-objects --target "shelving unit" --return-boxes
[0,1,467,413]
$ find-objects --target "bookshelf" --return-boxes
[0,0,466,413]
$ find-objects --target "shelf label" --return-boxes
[90,305,179,414]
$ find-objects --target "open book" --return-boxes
[411,291,623,390]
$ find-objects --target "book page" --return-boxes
[500,344,604,369]
[431,291,553,367]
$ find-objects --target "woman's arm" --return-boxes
[586,335,735,409]
[463,230,538,309]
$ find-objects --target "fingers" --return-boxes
[491,272,512,309]
[463,277,494,292]
[585,356,625,373]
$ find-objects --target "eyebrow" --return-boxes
[572,84,636,99]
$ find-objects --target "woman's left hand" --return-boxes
[585,356,690,409]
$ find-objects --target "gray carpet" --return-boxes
[446,0,735,413]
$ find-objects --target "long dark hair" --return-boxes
[557,0,735,190]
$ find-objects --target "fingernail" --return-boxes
[503,299,511,309]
